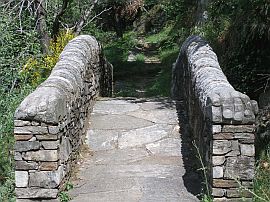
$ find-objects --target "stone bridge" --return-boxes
[14,35,258,201]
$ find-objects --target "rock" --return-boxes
[212,156,225,166]
[42,141,59,150]
[145,138,181,157]
[16,161,38,170]
[16,188,58,199]
[29,170,61,188]
[224,157,255,180]
[40,162,59,171]
[213,166,224,178]
[14,120,31,127]
[15,171,28,187]
[15,135,34,141]
[226,188,252,198]
[222,125,254,133]
[212,125,222,133]
[36,134,58,140]
[213,179,238,188]
[14,126,48,135]
[212,188,225,197]
[23,150,58,162]
[240,144,255,156]
[15,141,40,152]
[48,126,60,135]
[213,140,231,155]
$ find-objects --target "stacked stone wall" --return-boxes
[14,35,112,200]
[172,35,258,201]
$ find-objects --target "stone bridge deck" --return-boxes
[69,98,200,202]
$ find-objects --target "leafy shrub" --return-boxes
[20,30,75,85]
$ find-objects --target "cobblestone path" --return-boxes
[69,98,200,202]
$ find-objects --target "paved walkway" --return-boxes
[70,98,199,202]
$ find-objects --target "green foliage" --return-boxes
[104,31,137,65]
[20,30,75,85]
[59,182,74,202]
[201,0,270,98]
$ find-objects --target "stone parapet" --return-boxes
[14,35,112,200]
[172,35,257,201]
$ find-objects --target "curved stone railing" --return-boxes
[172,36,258,201]
[14,35,112,200]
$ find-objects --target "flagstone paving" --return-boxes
[69,98,200,202]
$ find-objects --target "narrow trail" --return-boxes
[69,98,200,202]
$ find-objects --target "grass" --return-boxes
[0,84,34,201]
[254,149,270,201]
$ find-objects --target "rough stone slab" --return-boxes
[87,130,118,151]
[42,141,59,150]
[15,141,40,152]
[48,126,60,135]
[127,109,177,124]
[213,140,231,155]
[23,150,58,162]
[93,101,140,114]
[14,126,48,135]
[226,188,252,198]
[118,124,172,148]
[90,114,154,130]
[16,161,38,170]
[14,120,31,127]
[15,135,34,141]
[212,156,225,166]
[212,188,225,197]
[15,171,28,187]
[16,188,58,199]
[29,170,61,188]
[40,162,59,171]
[213,166,224,178]
[213,198,252,202]
[222,125,254,133]
[213,179,239,188]
[146,138,182,157]
[240,144,255,156]
[36,134,58,140]
[212,125,222,133]
[224,157,255,180]
[15,152,23,161]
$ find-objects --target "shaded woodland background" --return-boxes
[0,0,269,201]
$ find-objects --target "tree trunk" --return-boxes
[35,0,50,54]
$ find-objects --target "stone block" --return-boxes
[224,157,254,180]
[213,166,224,178]
[213,133,234,140]
[213,198,252,202]
[15,141,40,152]
[40,162,59,171]
[213,179,239,188]
[212,125,222,133]
[60,137,71,162]
[15,171,28,187]
[226,188,252,198]
[222,125,254,133]
[242,181,253,188]
[48,126,60,135]
[29,170,61,188]
[14,120,31,127]
[213,156,225,166]
[16,161,38,170]
[212,106,222,123]
[15,152,23,161]
[212,188,225,197]
[14,126,48,135]
[36,134,58,140]
[16,188,58,199]
[15,135,33,141]
[42,141,59,150]
[23,150,58,162]
[240,144,255,156]
[233,133,254,139]
[213,140,231,155]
